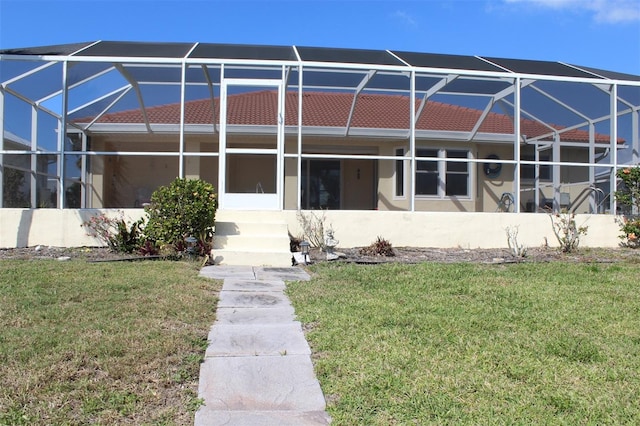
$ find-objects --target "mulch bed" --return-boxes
[308,246,640,265]
[4,245,632,264]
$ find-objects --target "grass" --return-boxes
[0,259,219,425]
[287,261,640,425]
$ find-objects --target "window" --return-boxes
[416,148,471,197]
[395,148,405,197]
[416,149,439,195]
[521,155,551,181]
[445,150,469,196]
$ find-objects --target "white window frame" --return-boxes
[415,148,472,199]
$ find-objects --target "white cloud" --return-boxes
[392,10,417,27]
[503,0,640,23]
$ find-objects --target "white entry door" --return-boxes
[218,79,284,210]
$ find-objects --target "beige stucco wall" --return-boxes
[0,209,147,248]
[284,210,622,249]
[285,210,620,248]
[0,208,621,249]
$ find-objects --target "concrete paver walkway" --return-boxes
[195,265,331,426]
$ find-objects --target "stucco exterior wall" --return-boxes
[284,210,621,249]
[0,209,621,250]
[0,209,146,248]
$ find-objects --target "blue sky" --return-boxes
[0,0,639,75]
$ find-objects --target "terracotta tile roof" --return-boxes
[80,91,619,143]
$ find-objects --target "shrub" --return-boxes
[143,178,217,256]
[505,225,527,258]
[296,210,328,250]
[615,166,640,212]
[619,217,640,248]
[615,166,640,247]
[82,212,144,254]
[549,211,588,253]
[289,231,302,252]
[360,236,395,257]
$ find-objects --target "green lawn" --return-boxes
[0,259,219,425]
[287,261,640,425]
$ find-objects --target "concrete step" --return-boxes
[213,234,290,250]
[215,221,289,236]
[212,210,292,267]
[211,249,293,267]
[215,210,288,223]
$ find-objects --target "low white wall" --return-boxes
[0,209,146,249]
[0,208,621,249]
[283,210,622,249]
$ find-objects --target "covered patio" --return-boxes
[1,41,639,250]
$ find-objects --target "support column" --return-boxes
[0,88,3,207]
[513,77,521,213]
[552,133,561,211]
[588,123,596,213]
[58,61,69,209]
[610,84,618,214]
[31,105,37,208]
[179,61,187,178]
[409,70,416,212]
[297,65,303,211]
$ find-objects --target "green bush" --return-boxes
[143,178,217,255]
[82,212,144,254]
[619,217,640,248]
[615,166,640,211]
[615,166,640,247]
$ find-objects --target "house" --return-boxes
[1,41,638,262]
[75,90,621,213]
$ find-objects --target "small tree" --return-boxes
[550,211,588,253]
[144,178,217,255]
[615,166,640,247]
[296,210,328,250]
